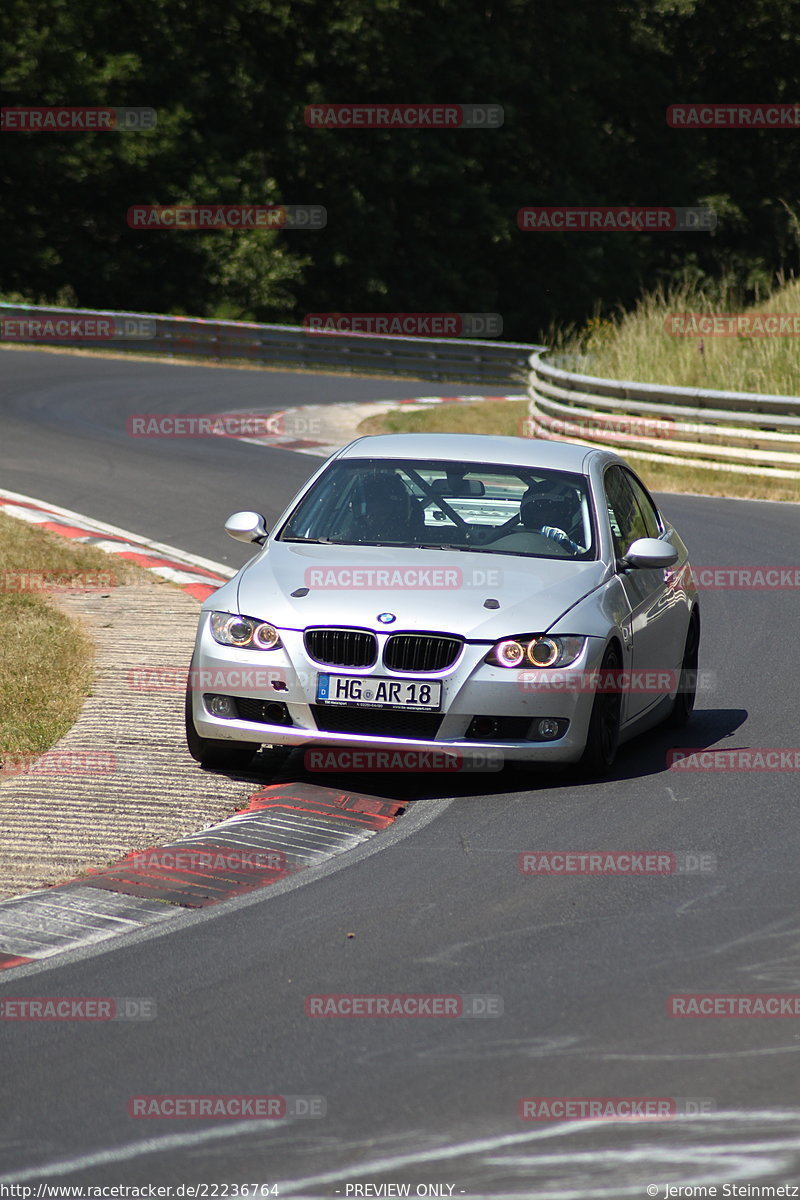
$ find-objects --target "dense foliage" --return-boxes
[2,0,799,340]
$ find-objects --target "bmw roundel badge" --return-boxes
[377,612,396,624]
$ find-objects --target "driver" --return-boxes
[347,474,424,542]
[519,483,584,554]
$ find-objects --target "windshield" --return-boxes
[279,458,596,560]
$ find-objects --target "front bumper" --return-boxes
[189,619,607,764]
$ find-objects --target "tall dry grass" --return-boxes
[551,277,800,396]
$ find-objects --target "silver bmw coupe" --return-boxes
[186,433,699,777]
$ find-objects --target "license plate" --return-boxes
[316,673,442,710]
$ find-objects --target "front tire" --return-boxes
[577,644,622,777]
[667,613,699,729]
[185,686,256,771]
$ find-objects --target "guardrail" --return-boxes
[0,302,540,386]
[527,351,800,480]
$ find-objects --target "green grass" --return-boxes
[0,513,142,769]
[357,398,528,438]
[617,454,799,503]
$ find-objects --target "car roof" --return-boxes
[338,432,623,474]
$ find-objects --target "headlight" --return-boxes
[486,635,585,669]
[494,639,526,667]
[210,612,282,651]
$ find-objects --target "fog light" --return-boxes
[207,694,237,718]
[537,718,561,740]
[262,702,290,724]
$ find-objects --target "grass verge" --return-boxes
[356,401,800,502]
[0,512,142,768]
[550,276,800,396]
[357,398,529,438]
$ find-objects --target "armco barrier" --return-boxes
[0,302,539,385]
[527,352,800,479]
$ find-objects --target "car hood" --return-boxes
[236,542,609,639]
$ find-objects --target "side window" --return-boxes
[604,466,648,558]
[624,470,662,539]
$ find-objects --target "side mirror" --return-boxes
[224,511,269,544]
[623,538,679,569]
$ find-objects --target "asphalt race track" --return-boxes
[0,349,472,566]
[2,348,800,1196]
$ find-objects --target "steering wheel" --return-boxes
[477,517,523,545]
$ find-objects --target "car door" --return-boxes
[603,465,680,721]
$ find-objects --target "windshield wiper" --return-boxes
[282,537,422,547]
[280,536,351,544]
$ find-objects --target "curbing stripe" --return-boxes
[0,784,405,965]
[0,889,178,959]
[0,953,33,969]
[395,394,525,407]
[0,488,235,577]
[211,396,526,457]
[0,446,423,964]
[0,490,233,601]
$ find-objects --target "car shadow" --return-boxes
[222,706,748,802]
[601,705,749,784]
